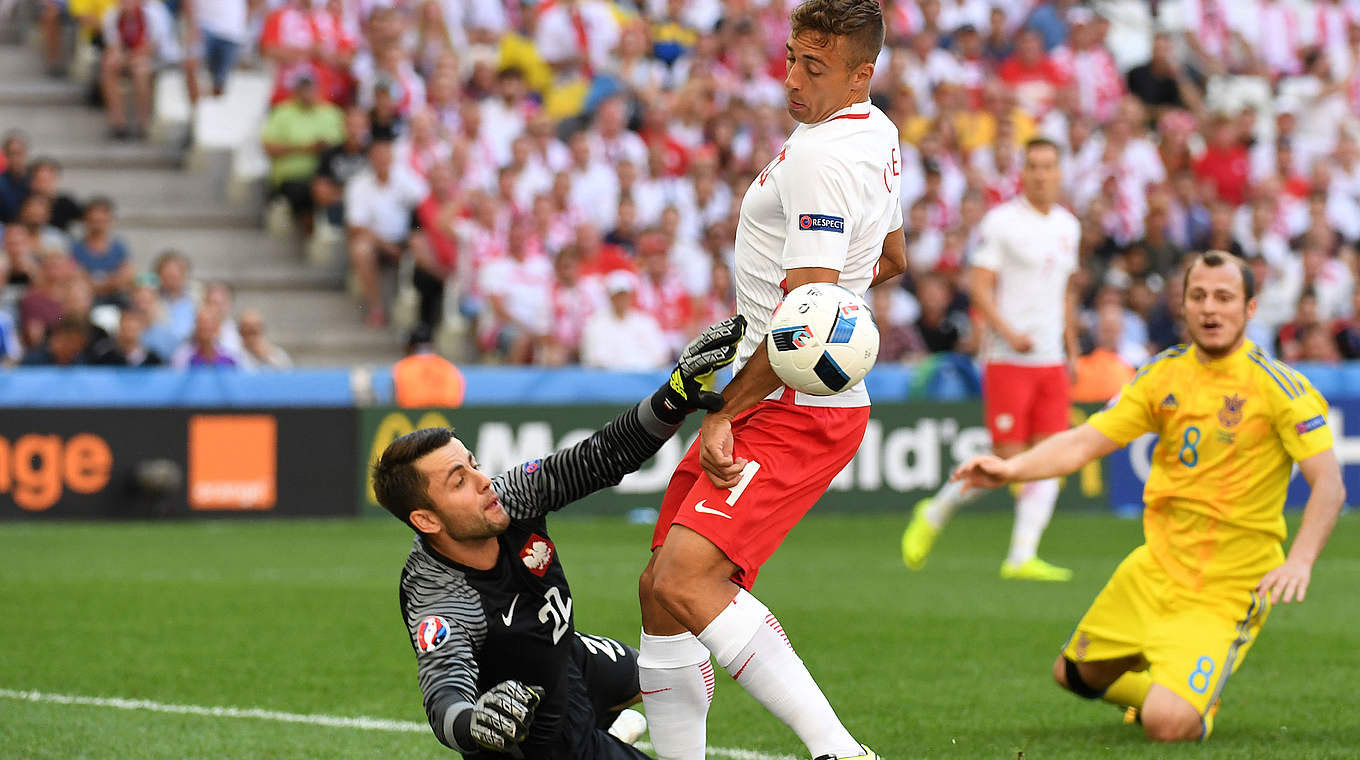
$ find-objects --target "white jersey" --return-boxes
[970,196,1080,366]
[733,100,903,408]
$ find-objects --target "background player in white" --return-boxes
[635,2,906,759]
[901,138,1082,581]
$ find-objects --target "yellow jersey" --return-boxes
[1087,340,1333,589]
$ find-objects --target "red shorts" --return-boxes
[650,399,870,589]
[982,363,1070,445]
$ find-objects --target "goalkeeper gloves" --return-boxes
[652,315,747,423]
[465,680,543,752]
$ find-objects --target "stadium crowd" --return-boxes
[0,130,292,367]
[6,0,1360,376]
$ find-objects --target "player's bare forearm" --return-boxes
[870,226,907,287]
[969,266,1018,345]
[1064,275,1081,361]
[1288,449,1346,567]
[712,340,782,421]
[1256,449,1344,603]
[1006,425,1119,479]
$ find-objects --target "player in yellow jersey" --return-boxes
[952,250,1347,742]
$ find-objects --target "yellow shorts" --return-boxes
[1062,545,1270,718]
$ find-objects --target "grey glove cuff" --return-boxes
[445,703,477,753]
[640,394,686,437]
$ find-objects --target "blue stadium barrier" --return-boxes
[0,360,1356,407]
[0,367,356,407]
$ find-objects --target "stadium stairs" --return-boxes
[0,33,403,367]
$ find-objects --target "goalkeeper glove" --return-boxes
[652,315,747,423]
[465,680,543,752]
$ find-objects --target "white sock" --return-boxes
[923,477,986,529]
[697,589,860,758]
[638,631,714,760]
[1007,477,1059,565]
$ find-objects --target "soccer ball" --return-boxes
[766,283,879,396]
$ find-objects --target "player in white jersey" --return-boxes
[635,2,906,759]
[902,138,1082,581]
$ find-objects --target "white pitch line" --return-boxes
[0,688,797,760]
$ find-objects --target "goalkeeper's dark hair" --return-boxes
[372,427,456,530]
[789,0,885,69]
[1182,250,1256,302]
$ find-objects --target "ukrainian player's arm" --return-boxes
[698,267,837,488]
[952,423,1122,491]
[1257,448,1346,604]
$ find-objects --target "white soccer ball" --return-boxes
[766,282,879,396]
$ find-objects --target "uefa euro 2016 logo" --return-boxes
[415,616,451,653]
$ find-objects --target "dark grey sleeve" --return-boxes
[492,399,682,521]
[401,564,486,753]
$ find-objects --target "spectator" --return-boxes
[1071,302,1137,403]
[131,276,179,359]
[3,223,41,286]
[237,308,292,370]
[0,256,20,365]
[998,28,1067,116]
[1051,8,1123,123]
[92,306,164,366]
[1278,289,1323,361]
[690,258,734,335]
[871,278,926,363]
[1126,33,1203,120]
[183,0,248,98]
[149,250,196,347]
[171,307,238,368]
[392,324,465,408]
[21,317,92,366]
[70,197,133,305]
[344,133,428,326]
[16,194,70,254]
[312,106,371,228]
[18,251,72,350]
[1297,324,1341,364]
[580,271,669,370]
[476,220,553,364]
[0,131,29,223]
[26,158,84,232]
[1194,113,1251,205]
[914,273,971,354]
[261,72,345,234]
[410,161,461,331]
[534,0,621,80]
[541,247,595,366]
[633,231,691,357]
[100,0,180,139]
[1334,288,1360,359]
[202,280,244,358]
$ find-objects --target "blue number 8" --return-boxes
[1188,656,1215,694]
[1179,426,1201,468]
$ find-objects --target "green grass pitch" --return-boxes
[1,510,1357,759]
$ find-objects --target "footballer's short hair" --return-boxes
[1183,250,1256,301]
[1024,137,1061,158]
[372,427,456,530]
[789,0,885,69]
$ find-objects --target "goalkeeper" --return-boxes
[373,316,746,759]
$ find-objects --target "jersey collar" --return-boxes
[813,100,872,126]
[1190,338,1255,371]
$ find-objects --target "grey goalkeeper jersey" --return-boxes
[398,400,678,757]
